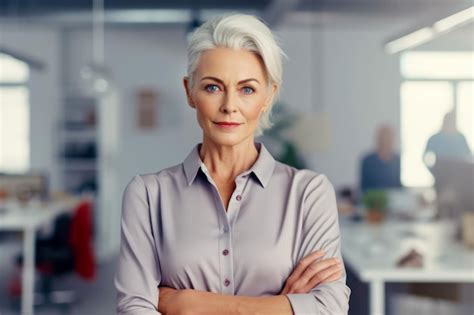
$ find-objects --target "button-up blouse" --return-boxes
[115,143,350,314]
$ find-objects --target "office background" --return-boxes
[0,0,473,314]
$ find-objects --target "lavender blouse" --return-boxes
[115,143,350,314]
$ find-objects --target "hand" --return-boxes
[280,250,343,295]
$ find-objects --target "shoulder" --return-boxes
[455,132,468,141]
[273,161,334,197]
[362,152,377,163]
[274,163,337,220]
[427,132,442,143]
[124,163,185,194]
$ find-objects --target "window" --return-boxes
[400,51,474,187]
[0,53,30,173]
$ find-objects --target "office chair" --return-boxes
[9,199,95,312]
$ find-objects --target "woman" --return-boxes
[115,13,350,314]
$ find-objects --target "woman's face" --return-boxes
[184,47,276,147]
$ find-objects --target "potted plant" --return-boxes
[362,189,388,224]
[262,103,306,169]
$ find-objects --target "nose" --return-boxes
[220,91,238,114]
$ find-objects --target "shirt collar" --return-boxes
[182,142,275,188]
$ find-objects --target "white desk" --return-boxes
[0,198,78,315]
[340,220,474,315]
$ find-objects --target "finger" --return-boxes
[280,277,295,295]
[282,251,329,295]
[313,263,342,283]
[292,258,340,293]
[289,250,326,282]
[303,269,343,293]
[305,264,342,290]
[285,256,338,294]
[300,258,340,283]
[322,269,343,283]
[282,251,324,294]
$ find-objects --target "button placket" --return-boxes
[217,175,249,294]
[218,218,234,294]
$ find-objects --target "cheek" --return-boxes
[243,99,266,122]
[193,94,219,119]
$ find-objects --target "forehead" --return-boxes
[195,47,267,81]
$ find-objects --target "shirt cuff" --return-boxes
[285,293,318,315]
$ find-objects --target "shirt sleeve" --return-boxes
[286,174,351,315]
[115,175,162,314]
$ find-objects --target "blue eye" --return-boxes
[205,84,220,93]
[242,87,255,94]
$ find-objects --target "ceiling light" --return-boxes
[385,6,474,54]
[108,9,190,24]
[433,6,474,33]
[385,27,435,54]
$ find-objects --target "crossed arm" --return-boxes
[158,288,293,315]
[157,250,343,315]
[116,175,350,315]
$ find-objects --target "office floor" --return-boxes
[0,237,116,315]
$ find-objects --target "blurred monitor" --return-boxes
[431,157,474,218]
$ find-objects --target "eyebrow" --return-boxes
[200,76,261,85]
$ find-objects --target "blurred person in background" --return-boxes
[360,124,402,193]
[115,13,350,315]
[423,111,472,171]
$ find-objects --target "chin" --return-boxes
[206,131,253,147]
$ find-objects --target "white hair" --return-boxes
[186,13,286,136]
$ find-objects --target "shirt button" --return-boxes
[236,195,242,201]
[222,249,229,256]
[223,226,229,233]
[224,279,231,287]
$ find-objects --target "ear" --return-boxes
[263,83,277,113]
[183,77,196,108]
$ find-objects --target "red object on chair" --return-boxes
[70,199,96,280]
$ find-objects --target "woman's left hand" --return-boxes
[280,250,343,295]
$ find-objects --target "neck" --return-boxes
[443,127,457,134]
[377,150,393,161]
[199,137,259,182]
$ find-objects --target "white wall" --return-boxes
[0,26,61,190]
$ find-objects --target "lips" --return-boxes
[215,122,241,126]
[214,121,242,129]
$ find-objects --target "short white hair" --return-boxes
[186,13,286,136]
